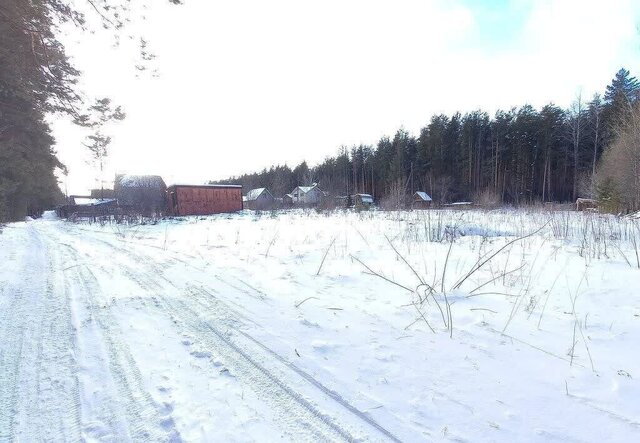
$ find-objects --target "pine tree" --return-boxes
[603,68,640,132]
[604,68,640,105]
[596,177,621,213]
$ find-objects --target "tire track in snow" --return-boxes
[76,228,401,442]
[57,239,181,442]
[26,228,82,441]
[0,227,33,441]
[0,224,82,442]
[120,267,355,442]
[0,288,26,442]
[67,232,359,441]
[182,284,403,443]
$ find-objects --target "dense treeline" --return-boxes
[0,1,74,221]
[220,69,639,207]
[0,0,179,222]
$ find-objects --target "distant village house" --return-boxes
[353,193,374,210]
[245,188,275,210]
[290,183,325,206]
[56,196,117,219]
[412,191,432,209]
[576,198,598,211]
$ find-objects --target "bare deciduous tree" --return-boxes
[79,98,126,197]
[568,93,586,201]
[589,93,603,178]
[598,104,640,212]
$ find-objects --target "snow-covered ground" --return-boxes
[1,209,639,442]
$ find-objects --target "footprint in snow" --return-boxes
[311,340,337,353]
[190,350,212,359]
[299,318,320,328]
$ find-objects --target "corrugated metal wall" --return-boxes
[169,186,242,216]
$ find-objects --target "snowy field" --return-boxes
[1,208,639,442]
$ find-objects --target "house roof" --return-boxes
[355,194,374,203]
[116,174,165,188]
[414,191,432,201]
[246,188,271,201]
[73,198,117,206]
[292,184,321,194]
[168,183,242,189]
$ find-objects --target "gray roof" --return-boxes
[168,183,242,189]
[115,174,165,189]
[73,198,117,206]
[292,184,321,194]
[356,194,374,203]
[115,175,166,208]
[414,191,432,201]
[246,188,272,201]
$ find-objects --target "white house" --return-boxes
[290,184,325,205]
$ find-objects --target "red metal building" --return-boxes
[167,184,243,216]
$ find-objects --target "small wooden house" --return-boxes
[57,197,117,219]
[412,191,433,209]
[353,193,374,210]
[245,188,275,210]
[576,198,598,211]
[167,184,242,216]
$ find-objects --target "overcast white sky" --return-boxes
[53,0,640,194]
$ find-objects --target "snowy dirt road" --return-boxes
[0,218,400,442]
